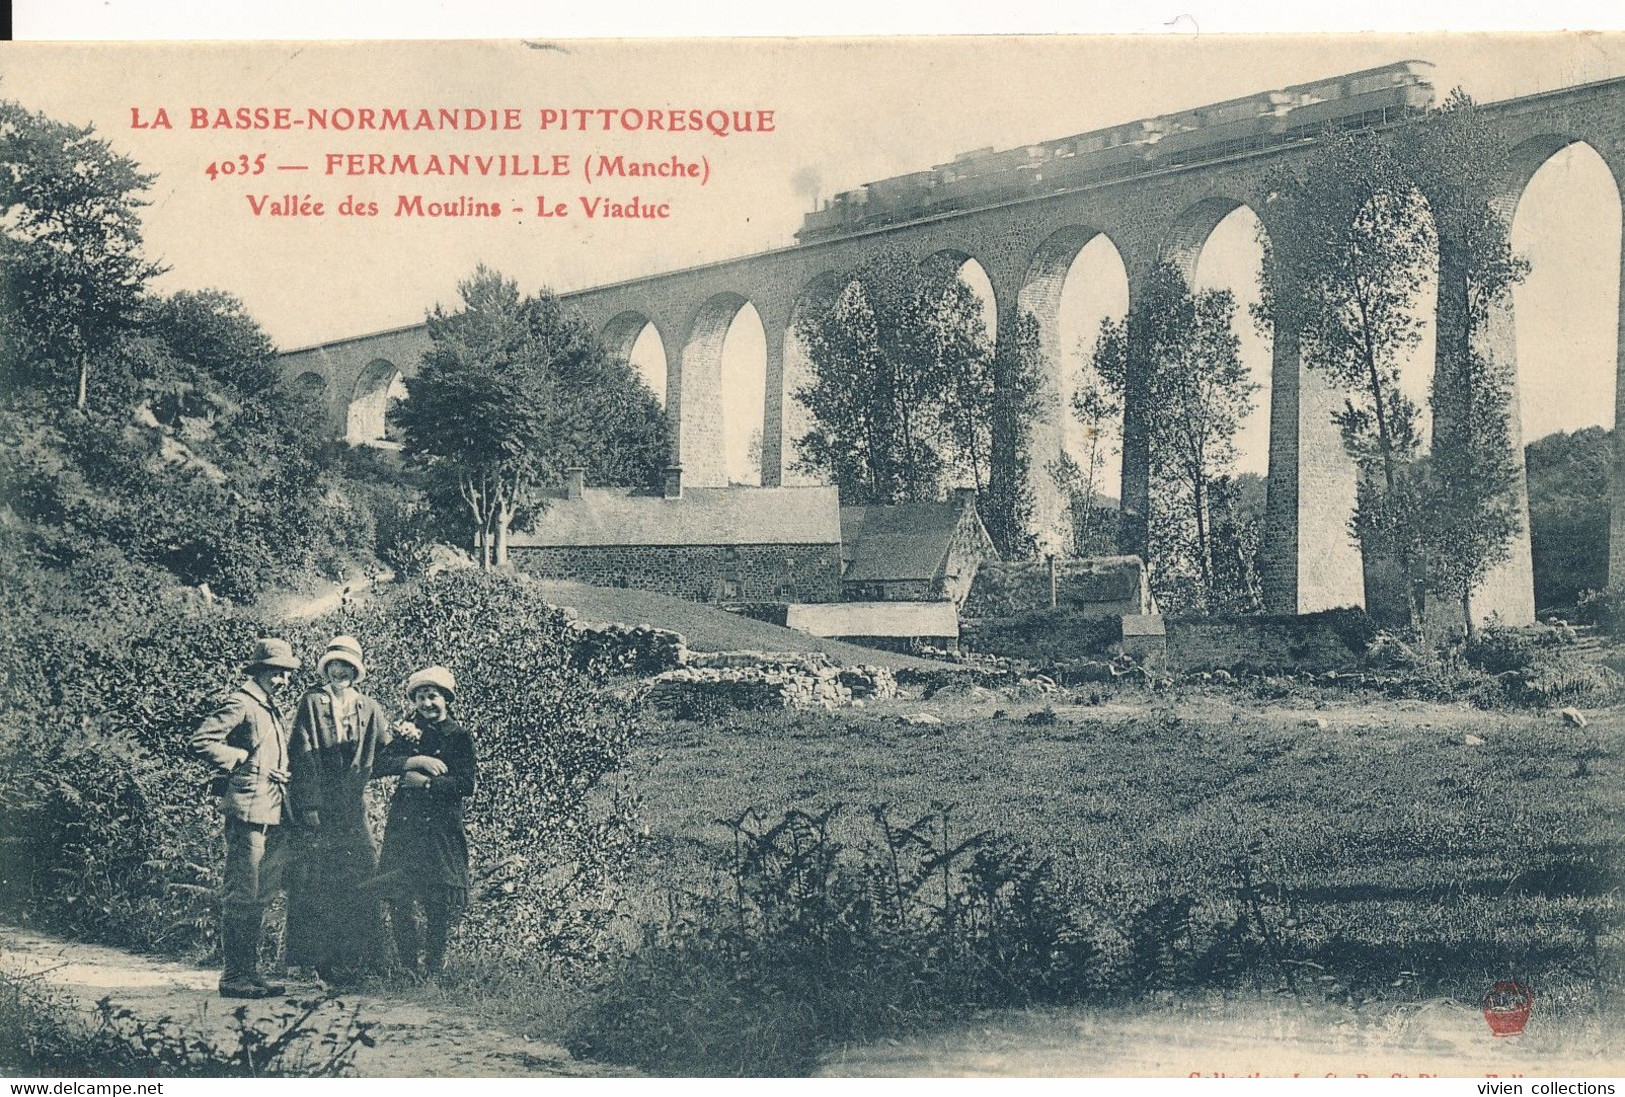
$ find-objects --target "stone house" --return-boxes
[838,489,998,608]
[508,467,844,603]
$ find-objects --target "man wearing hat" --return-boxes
[286,635,395,987]
[191,637,300,999]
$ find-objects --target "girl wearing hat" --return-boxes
[286,634,395,987]
[377,665,477,979]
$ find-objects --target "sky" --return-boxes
[1,36,1622,478]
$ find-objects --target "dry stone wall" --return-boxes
[512,543,842,603]
[555,604,900,712]
[650,660,900,715]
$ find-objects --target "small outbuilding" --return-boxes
[838,489,997,608]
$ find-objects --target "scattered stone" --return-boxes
[1463,733,1486,746]
[931,683,1000,704]
[1561,708,1589,729]
[900,713,943,726]
[1302,717,1329,731]
[647,660,896,714]
[1211,668,1234,684]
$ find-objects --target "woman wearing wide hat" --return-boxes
[377,665,477,980]
[286,635,396,986]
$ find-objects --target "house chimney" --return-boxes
[663,465,683,500]
[565,466,585,501]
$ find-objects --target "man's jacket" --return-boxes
[191,680,291,825]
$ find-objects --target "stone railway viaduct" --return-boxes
[280,73,1625,622]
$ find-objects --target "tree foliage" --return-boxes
[1092,263,1257,611]
[1050,358,1122,558]
[393,266,668,568]
[982,312,1045,558]
[792,249,1040,556]
[1526,426,1611,611]
[793,253,968,505]
[0,99,166,410]
[1406,91,1529,634]
[1258,127,1435,625]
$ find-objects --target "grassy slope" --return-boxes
[631,684,1625,1019]
[528,580,953,669]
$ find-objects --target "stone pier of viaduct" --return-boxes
[280,74,1625,623]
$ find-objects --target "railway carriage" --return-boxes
[794,61,1437,244]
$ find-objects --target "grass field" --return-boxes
[621,681,1625,1052]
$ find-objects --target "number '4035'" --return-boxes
[205,154,267,180]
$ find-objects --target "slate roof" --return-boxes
[839,500,969,583]
[509,485,842,548]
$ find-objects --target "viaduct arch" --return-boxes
[278,73,1625,622]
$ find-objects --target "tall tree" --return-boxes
[1404,91,1529,635]
[1049,354,1122,558]
[792,252,965,504]
[1259,95,1528,634]
[393,266,668,568]
[1092,263,1256,610]
[793,250,1042,555]
[0,100,165,412]
[982,311,1044,559]
[1258,127,1435,626]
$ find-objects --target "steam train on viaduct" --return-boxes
[795,61,1436,244]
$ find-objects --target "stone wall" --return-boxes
[649,660,900,715]
[1164,608,1378,673]
[964,555,1150,619]
[511,543,842,603]
[841,578,936,602]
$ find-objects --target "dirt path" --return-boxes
[256,569,394,624]
[818,999,1625,1078]
[0,928,629,1078]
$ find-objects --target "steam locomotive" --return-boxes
[796,61,1436,244]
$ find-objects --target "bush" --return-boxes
[0,973,374,1077]
[0,593,263,951]
[1576,587,1625,635]
[574,805,1102,1075]
[1464,625,1546,675]
[0,720,219,951]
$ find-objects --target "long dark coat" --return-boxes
[285,686,399,973]
[378,714,476,895]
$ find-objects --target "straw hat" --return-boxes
[316,635,367,682]
[403,665,456,702]
[246,637,301,672]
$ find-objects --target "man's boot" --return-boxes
[219,906,272,999]
[243,906,286,996]
[391,901,421,979]
[424,907,449,977]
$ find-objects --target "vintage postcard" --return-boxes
[0,35,1622,1081]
